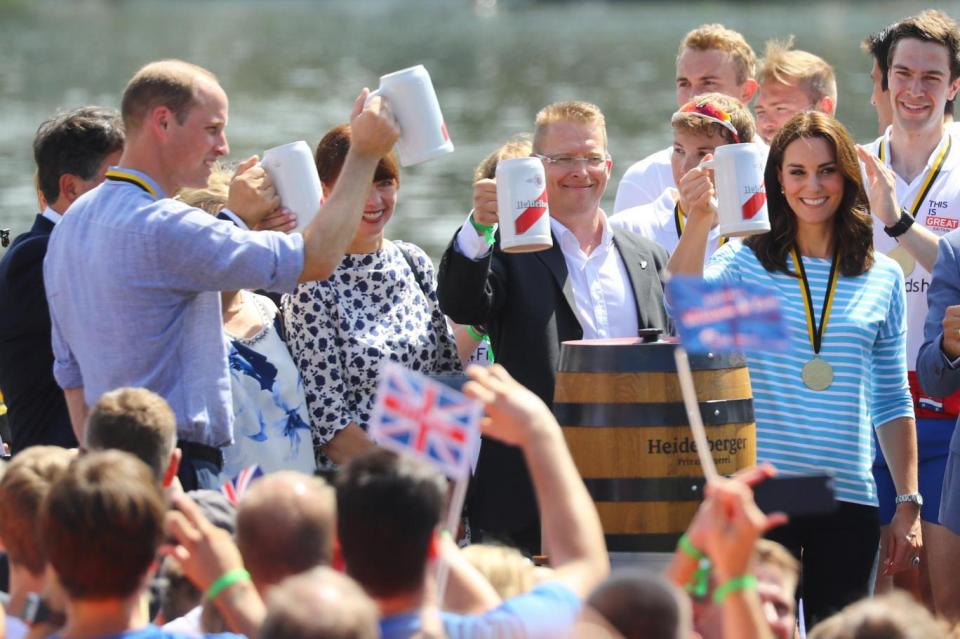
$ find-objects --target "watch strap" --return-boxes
[884,210,915,238]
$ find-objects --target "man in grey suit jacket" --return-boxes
[438,101,669,555]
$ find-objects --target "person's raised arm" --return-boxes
[666,158,718,277]
[299,91,400,282]
[858,146,939,272]
[463,364,608,597]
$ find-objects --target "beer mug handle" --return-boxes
[363,88,400,131]
[697,159,720,210]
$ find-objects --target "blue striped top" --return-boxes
[702,243,913,505]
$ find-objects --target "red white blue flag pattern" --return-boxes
[368,362,481,480]
[220,464,264,505]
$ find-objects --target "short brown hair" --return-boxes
[474,134,533,181]
[680,24,758,85]
[887,10,960,81]
[533,101,608,153]
[754,539,799,583]
[758,37,837,104]
[0,447,74,574]
[121,59,218,131]
[236,472,336,588]
[671,92,757,144]
[809,591,950,639]
[85,387,177,481]
[41,450,166,600]
[314,124,399,189]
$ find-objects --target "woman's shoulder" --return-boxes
[865,252,906,284]
[391,239,430,262]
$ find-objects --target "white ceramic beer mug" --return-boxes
[495,157,552,253]
[367,65,454,167]
[702,143,771,237]
[260,141,324,233]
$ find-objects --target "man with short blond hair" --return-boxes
[614,24,760,212]
[0,446,75,636]
[438,100,668,553]
[754,37,837,143]
[45,58,399,490]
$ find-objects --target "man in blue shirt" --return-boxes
[0,106,124,453]
[44,59,398,489]
[336,364,610,639]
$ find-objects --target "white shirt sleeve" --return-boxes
[454,211,494,260]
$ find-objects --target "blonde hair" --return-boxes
[758,36,837,104]
[474,134,533,181]
[680,24,758,85]
[533,101,607,153]
[461,544,540,599]
[809,591,951,639]
[177,164,232,215]
[672,92,757,143]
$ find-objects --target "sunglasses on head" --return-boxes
[672,100,741,144]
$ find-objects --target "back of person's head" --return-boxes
[585,569,689,639]
[84,387,177,483]
[259,567,379,639]
[809,591,950,639]
[474,134,534,181]
[672,92,757,144]
[33,106,124,206]
[176,163,232,214]
[336,449,445,598]
[862,24,895,90]
[758,37,837,104]
[236,471,336,589]
[0,447,75,576]
[887,10,960,82]
[461,543,538,599]
[533,100,608,153]
[121,59,218,132]
[41,450,166,601]
[314,123,399,190]
[680,24,758,84]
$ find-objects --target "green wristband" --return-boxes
[466,325,486,341]
[712,574,757,603]
[205,568,251,601]
[469,212,497,246]
[677,533,705,561]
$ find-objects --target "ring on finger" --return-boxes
[912,556,921,566]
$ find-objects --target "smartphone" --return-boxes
[752,474,837,517]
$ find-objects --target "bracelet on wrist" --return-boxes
[469,212,497,246]
[205,568,252,601]
[712,574,757,603]
[466,325,486,341]
[677,533,705,561]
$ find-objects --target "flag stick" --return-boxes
[674,346,719,482]
[435,473,469,601]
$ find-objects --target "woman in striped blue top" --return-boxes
[668,112,920,628]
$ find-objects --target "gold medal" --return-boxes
[790,248,841,393]
[887,245,916,277]
[802,357,834,391]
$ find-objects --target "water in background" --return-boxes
[0,0,952,260]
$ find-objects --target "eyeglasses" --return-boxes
[534,153,609,169]
[672,100,741,143]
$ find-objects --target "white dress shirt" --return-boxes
[454,212,640,339]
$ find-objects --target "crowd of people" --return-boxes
[3,7,960,639]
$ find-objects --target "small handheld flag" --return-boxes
[220,464,264,505]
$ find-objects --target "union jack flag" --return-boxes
[220,464,264,505]
[368,363,481,480]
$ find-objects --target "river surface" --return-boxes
[0,0,951,260]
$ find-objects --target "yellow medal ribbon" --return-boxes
[790,248,841,391]
[105,169,158,198]
[878,135,951,217]
[674,202,727,247]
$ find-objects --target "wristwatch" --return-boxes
[884,210,915,238]
[895,492,924,508]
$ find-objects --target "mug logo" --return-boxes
[515,190,548,234]
[441,122,450,142]
[742,190,766,220]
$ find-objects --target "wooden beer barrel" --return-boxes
[554,335,756,553]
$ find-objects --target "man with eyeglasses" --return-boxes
[437,101,669,556]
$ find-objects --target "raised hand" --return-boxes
[857,145,900,227]
[226,156,280,228]
[472,179,499,226]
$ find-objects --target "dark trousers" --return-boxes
[765,501,880,631]
[175,441,224,492]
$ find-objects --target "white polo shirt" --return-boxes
[609,188,731,261]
